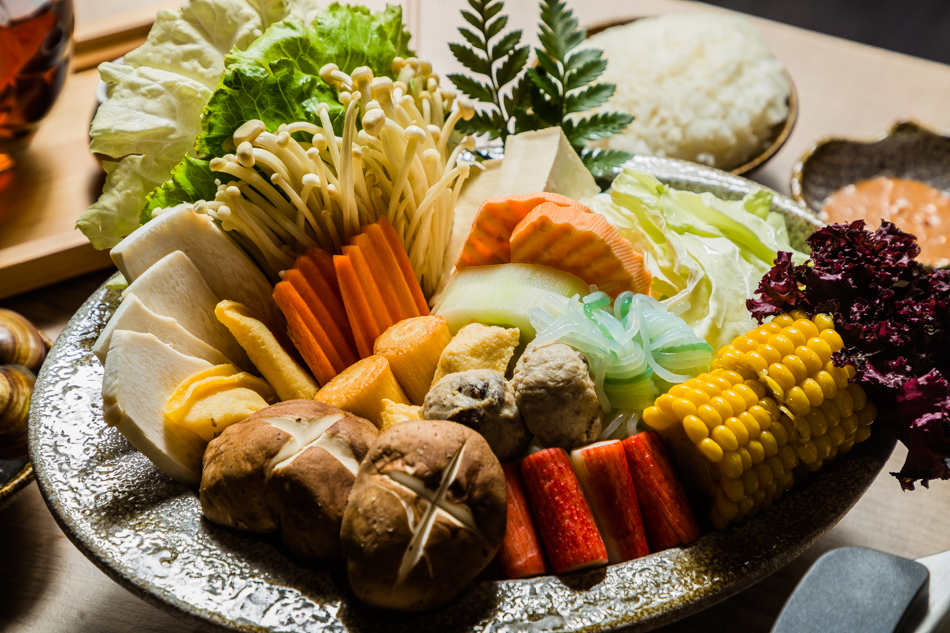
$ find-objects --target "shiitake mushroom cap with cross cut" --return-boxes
[199,400,378,561]
[340,419,507,612]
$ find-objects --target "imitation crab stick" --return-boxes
[509,202,652,298]
[455,192,590,270]
[498,462,547,579]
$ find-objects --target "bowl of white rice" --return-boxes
[583,12,796,175]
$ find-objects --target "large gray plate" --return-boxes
[29,156,894,632]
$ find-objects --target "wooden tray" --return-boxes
[0,3,180,300]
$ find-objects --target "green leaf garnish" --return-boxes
[449,0,633,176]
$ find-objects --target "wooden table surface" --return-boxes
[4,0,950,631]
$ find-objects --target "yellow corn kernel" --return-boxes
[794,345,824,375]
[715,490,739,521]
[672,397,698,420]
[733,336,758,352]
[855,425,872,443]
[813,433,833,461]
[739,411,762,439]
[738,496,755,516]
[834,388,855,418]
[721,390,747,415]
[848,383,868,410]
[825,363,850,389]
[772,314,795,327]
[722,477,746,503]
[759,430,779,457]
[845,364,857,379]
[709,396,735,420]
[695,380,721,397]
[813,313,835,331]
[793,319,820,340]
[753,488,768,510]
[783,326,807,348]
[806,410,829,437]
[714,351,738,371]
[747,440,766,464]
[808,337,833,364]
[796,440,819,466]
[697,404,724,429]
[655,394,677,418]
[712,425,739,452]
[758,344,783,366]
[820,400,842,428]
[839,413,859,436]
[699,438,724,462]
[827,425,846,449]
[838,437,855,455]
[734,383,760,409]
[768,334,796,357]
[725,416,749,445]
[718,451,744,479]
[815,371,838,399]
[755,462,775,488]
[709,374,734,392]
[643,406,673,430]
[717,369,746,386]
[742,469,760,496]
[759,397,780,421]
[778,444,799,470]
[801,378,825,408]
[783,354,809,383]
[766,455,785,478]
[778,470,795,492]
[688,387,711,406]
[683,414,709,444]
[770,417,789,446]
[768,363,797,393]
[857,401,877,426]
[749,327,772,344]
[669,383,692,399]
[820,328,844,352]
[785,387,812,416]
[792,415,811,443]
[738,447,753,470]
[742,351,769,375]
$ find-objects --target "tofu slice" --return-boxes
[92,295,231,367]
[110,204,284,330]
[102,330,212,486]
[492,127,601,201]
[122,250,252,371]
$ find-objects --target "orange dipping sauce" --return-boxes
[822,176,950,266]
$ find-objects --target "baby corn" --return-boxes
[641,312,876,529]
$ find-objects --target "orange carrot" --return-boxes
[272,281,338,385]
[343,244,392,329]
[509,202,652,298]
[456,192,590,270]
[334,253,379,359]
[371,216,429,315]
[293,249,355,350]
[283,269,357,370]
[352,233,416,323]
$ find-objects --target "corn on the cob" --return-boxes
[641,312,875,530]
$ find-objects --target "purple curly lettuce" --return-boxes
[748,220,950,489]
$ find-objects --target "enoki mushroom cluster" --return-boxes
[194,58,475,295]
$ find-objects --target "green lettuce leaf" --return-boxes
[77,0,320,250]
[143,156,226,219]
[197,4,413,156]
[590,169,807,352]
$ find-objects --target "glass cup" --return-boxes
[0,0,74,172]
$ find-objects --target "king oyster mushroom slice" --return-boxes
[341,420,506,612]
[200,400,378,560]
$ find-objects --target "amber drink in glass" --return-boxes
[0,0,73,171]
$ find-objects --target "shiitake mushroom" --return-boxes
[0,309,49,460]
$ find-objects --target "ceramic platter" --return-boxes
[29,156,895,632]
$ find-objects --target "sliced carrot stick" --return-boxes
[283,269,357,370]
[334,253,379,359]
[510,202,652,298]
[293,249,355,352]
[371,216,429,315]
[272,281,338,385]
[456,192,590,270]
[343,244,392,329]
[352,233,415,323]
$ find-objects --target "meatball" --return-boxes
[511,343,602,449]
[422,369,531,461]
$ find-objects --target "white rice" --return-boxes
[582,13,790,169]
